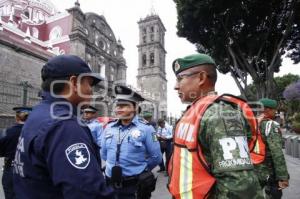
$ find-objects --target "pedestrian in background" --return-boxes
[156,119,173,174]
[254,98,289,199]
[168,53,263,198]
[101,85,161,199]
[143,111,157,130]
[0,107,32,199]
[82,105,103,148]
[13,55,115,199]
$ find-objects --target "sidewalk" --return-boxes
[1,153,299,199]
[282,154,300,199]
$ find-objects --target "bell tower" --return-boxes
[137,14,167,118]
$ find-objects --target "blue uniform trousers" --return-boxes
[2,167,15,199]
[159,140,172,172]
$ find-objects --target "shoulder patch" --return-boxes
[152,133,158,142]
[65,143,90,169]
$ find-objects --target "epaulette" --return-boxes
[138,118,149,125]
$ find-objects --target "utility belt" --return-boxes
[158,139,172,150]
[159,139,172,142]
[107,169,157,195]
[106,175,139,187]
[3,158,13,170]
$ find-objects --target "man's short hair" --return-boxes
[41,77,70,94]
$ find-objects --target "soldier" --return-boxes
[168,53,263,198]
[0,107,32,199]
[255,98,289,199]
[82,105,103,148]
[13,55,115,199]
[101,85,161,199]
[142,111,157,130]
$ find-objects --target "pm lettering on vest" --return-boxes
[176,123,195,142]
[217,136,252,171]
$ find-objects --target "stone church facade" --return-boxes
[137,14,167,119]
[0,0,127,127]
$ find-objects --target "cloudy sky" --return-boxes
[51,0,300,117]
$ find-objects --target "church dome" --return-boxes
[1,0,59,25]
[20,0,57,15]
[1,0,58,16]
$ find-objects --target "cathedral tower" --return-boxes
[137,14,167,118]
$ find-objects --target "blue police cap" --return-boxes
[41,55,103,85]
[114,85,144,103]
[12,106,32,113]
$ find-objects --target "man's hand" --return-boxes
[278,180,289,190]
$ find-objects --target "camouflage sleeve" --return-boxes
[199,102,263,199]
[265,121,289,180]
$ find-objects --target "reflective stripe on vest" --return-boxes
[168,95,219,199]
[168,94,265,199]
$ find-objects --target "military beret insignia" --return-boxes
[174,60,180,72]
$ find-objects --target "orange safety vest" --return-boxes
[221,95,266,164]
[168,94,265,199]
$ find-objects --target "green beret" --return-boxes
[172,53,216,75]
[143,111,153,117]
[259,98,278,109]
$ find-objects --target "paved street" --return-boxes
[0,153,299,199]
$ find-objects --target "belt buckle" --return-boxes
[114,181,123,189]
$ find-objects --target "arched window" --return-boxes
[49,26,62,41]
[143,28,146,35]
[32,27,39,38]
[150,53,154,65]
[150,34,154,42]
[142,54,147,66]
[99,40,105,50]
[150,26,154,32]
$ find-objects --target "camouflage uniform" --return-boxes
[198,100,264,199]
[254,120,289,198]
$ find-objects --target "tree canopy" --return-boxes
[284,81,300,100]
[174,0,300,99]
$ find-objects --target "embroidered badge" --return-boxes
[131,129,141,139]
[152,133,158,142]
[174,61,180,72]
[65,143,90,169]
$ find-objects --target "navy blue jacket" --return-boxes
[0,123,23,160]
[13,92,115,199]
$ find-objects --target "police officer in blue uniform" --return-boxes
[13,55,115,199]
[82,105,103,148]
[101,85,162,199]
[156,119,173,174]
[0,107,32,199]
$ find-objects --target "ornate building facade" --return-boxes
[0,0,127,127]
[137,14,167,119]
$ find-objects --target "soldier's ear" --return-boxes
[69,76,78,92]
[197,71,207,87]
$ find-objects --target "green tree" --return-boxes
[245,73,300,99]
[275,73,300,96]
[174,0,300,99]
